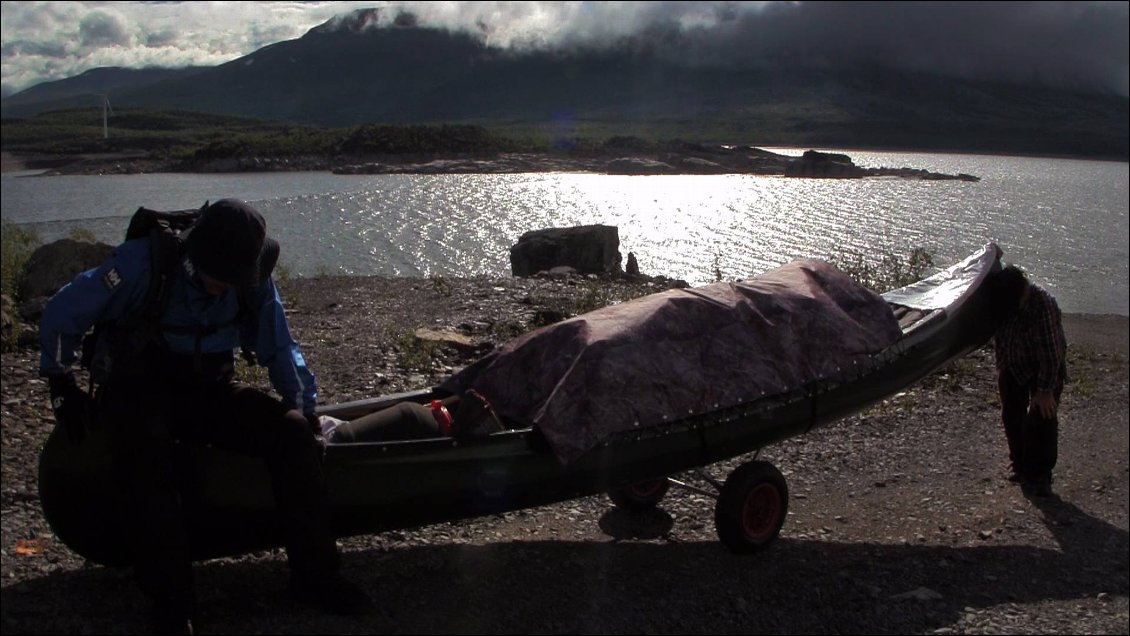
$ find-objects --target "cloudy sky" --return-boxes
[2,1,1127,99]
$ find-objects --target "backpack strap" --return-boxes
[138,227,184,332]
[234,237,281,366]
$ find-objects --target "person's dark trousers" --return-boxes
[998,369,1061,482]
[100,376,339,624]
[334,401,439,442]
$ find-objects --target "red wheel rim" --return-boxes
[630,479,664,498]
[741,483,782,542]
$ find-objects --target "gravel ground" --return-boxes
[2,275,1127,635]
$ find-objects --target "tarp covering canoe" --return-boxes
[442,259,903,463]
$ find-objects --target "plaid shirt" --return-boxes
[993,284,1067,391]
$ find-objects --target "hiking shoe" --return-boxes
[150,600,195,635]
[291,573,373,616]
[151,612,194,635]
[1022,475,1053,497]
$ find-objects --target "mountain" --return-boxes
[3,9,1127,159]
[0,66,207,113]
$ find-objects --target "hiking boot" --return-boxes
[1022,474,1053,497]
[291,573,373,616]
[150,598,195,635]
[151,611,194,635]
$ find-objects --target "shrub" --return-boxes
[1,222,42,300]
[396,332,439,371]
[274,261,292,282]
[830,247,936,293]
[68,227,98,243]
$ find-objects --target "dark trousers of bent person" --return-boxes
[998,369,1061,483]
[98,374,339,623]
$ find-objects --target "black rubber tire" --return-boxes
[608,477,671,511]
[714,460,788,553]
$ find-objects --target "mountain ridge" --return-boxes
[2,11,1126,160]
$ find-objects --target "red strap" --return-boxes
[430,400,454,436]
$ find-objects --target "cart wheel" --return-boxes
[714,460,788,553]
[608,477,671,511]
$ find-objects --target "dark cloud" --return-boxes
[1,39,70,59]
[460,1,1129,97]
[708,2,1124,95]
[144,29,179,48]
[2,1,1126,98]
[77,10,130,49]
[735,1,1129,95]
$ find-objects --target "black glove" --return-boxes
[305,412,322,436]
[48,373,92,443]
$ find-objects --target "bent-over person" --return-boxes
[990,264,1067,497]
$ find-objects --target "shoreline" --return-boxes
[5,148,1127,176]
[1,148,983,179]
[758,144,1130,164]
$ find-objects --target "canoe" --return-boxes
[38,243,1003,565]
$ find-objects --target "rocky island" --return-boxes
[332,147,979,180]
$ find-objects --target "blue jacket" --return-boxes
[39,238,318,415]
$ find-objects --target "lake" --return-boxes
[2,150,1127,315]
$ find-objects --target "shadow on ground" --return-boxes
[2,496,1125,635]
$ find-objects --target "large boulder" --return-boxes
[510,225,622,277]
[18,238,114,301]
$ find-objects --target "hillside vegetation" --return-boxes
[0,109,524,159]
[0,108,773,169]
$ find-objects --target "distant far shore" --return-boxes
[1,151,29,173]
[7,146,1124,178]
[1,150,156,175]
[0,147,983,181]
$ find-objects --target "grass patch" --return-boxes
[430,275,453,297]
[1065,343,1099,398]
[928,356,980,392]
[488,318,529,342]
[395,332,440,372]
[68,227,98,243]
[274,261,292,282]
[233,356,270,389]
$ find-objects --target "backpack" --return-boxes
[80,202,279,385]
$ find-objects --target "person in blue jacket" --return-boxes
[39,199,370,633]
